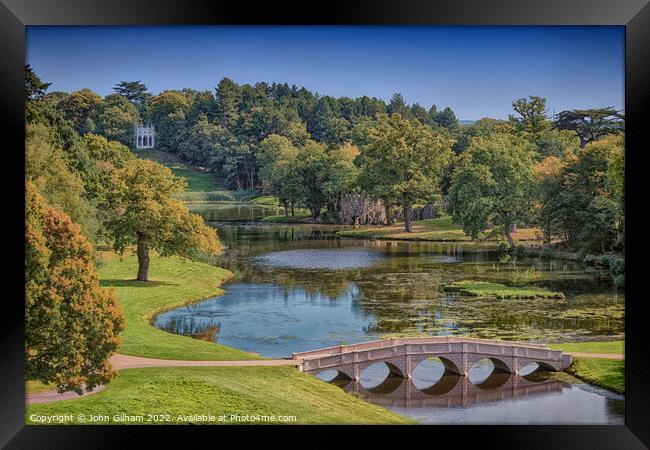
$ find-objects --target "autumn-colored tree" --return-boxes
[103,159,222,281]
[25,180,124,394]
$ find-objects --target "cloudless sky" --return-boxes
[26,26,624,120]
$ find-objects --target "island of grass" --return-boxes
[444,280,565,299]
[26,366,414,425]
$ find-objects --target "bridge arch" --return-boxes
[531,360,562,372]
[316,368,353,382]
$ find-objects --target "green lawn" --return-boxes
[136,149,226,192]
[443,280,565,299]
[251,195,279,205]
[26,367,414,425]
[337,216,541,243]
[548,341,624,354]
[97,250,259,361]
[26,380,54,394]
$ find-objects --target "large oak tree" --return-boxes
[360,114,454,232]
[448,133,536,248]
[103,159,222,281]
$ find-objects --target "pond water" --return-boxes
[330,359,624,425]
[154,204,625,424]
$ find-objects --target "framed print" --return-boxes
[2,0,649,447]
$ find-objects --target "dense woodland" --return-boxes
[26,66,625,255]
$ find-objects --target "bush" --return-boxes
[540,247,552,260]
[514,244,526,258]
[596,254,615,268]
[497,242,508,255]
[609,257,624,276]
[583,254,598,265]
[577,249,588,262]
[613,274,625,288]
[319,209,340,224]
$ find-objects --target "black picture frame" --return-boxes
[2,0,649,447]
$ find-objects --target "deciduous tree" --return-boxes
[25,180,124,394]
[448,133,536,247]
[103,159,222,281]
[360,114,454,232]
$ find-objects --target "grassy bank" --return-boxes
[96,250,259,361]
[565,358,624,394]
[26,367,414,425]
[337,216,540,244]
[444,280,565,299]
[549,341,624,394]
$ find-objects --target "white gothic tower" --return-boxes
[134,122,155,149]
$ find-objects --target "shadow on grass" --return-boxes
[100,279,177,288]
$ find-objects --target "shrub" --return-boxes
[596,254,615,268]
[583,254,598,265]
[497,242,508,254]
[613,274,625,288]
[609,257,624,276]
[577,249,588,262]
[540,247,552,260]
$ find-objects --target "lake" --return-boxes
[154,204,624,424]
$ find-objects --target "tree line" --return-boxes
[36,69,625,254]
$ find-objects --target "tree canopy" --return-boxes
[103,159,222,281]
[448,133,536,247]
[26,180,124,393]
[360,114,454,231]
[554,107,624,148]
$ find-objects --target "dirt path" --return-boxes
[570,352,624,360]
[27,385,107,405]
[26,354,303,405]
[109,353,302,369]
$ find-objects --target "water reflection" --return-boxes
[320,360,624,424]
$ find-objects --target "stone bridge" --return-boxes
[292,337,572,380]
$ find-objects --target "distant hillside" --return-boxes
[459,120,476,125]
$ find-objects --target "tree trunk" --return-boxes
[137,232,150,282]
[384,204,393,225]
[403,205,413,232]
[291,202,295,216]
[284,202,289,217]
[505,225,515,249]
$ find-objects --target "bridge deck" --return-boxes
[292,337,572,378]
[292,336,549,360]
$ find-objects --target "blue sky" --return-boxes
[26,26,624,120]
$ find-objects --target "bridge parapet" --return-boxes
[293,337,572,380]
